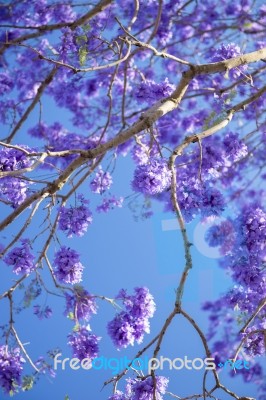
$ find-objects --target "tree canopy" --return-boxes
[0,0,265,399]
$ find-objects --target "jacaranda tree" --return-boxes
[0,0,265,399]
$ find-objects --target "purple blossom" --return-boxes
[53,247,84,284]
[108,287,155,349]
[0,346,25,394]
[126,376,169,400]
[223,132,248,162]
[0,73,14,95]
[58,27,78,60]
[201,187,225,217]
[0,145,33,172]
[117,287,156,319]
[51,4,76,23]
[64,287,97,321]
[35,356,56,378]
[211,43,247,78]
[90,167,113,194]
[96,196,124,213]
[205,220,235,254]
[107,312,136,349]
[136,78,175,102]
[0,177,29,208]
[58,203,92,238]
[44,125,102,168]
[131,142,159,166]
[0,145,35,207]
[68,326,100,361]
[243,323,266,356]
[108,391,128,400]
[33,305,52,320]
[237,362,263,384]
[132,158,172,196]
[4,240,35,275]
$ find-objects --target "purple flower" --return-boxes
[0,177,29,208]
[64,287,97,321]
[136,78,174,102]
[0,145,35,207]
[126,376,169,400]
[53,247,84,284]
[4,240,35,275]
[108,287,155,349]
[90,167,113,194]
[58,203,92,238]
[0,346,25,394]
[68,326,100,361]
[243,323,266,356]
[211,43,247,78]
[132,142,159,166]
[107,312,135,349]
[132,158,172,196]
[96,196,124,213]
[223,132,248,162]
[35,356,56,378]
[201,187,225,217]
[33,305,53,320]
[0,73,14,96]
[108,391,128,400]
[0,145,33,172]
[117,287,156,319]
[205,220,235,255]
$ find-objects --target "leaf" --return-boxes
[82,24,91,32]
[22,376,34,391]
[67,312,74,320]
[65,396,71,400]
[73,323,80,332]
[76,34,87,44]
[79,47,88,66]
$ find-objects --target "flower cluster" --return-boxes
[4,240,35,275]
[0,145,33,172]
[108,391,127,400]
[107,287,156,349]
[203,204,266,365]
[0,346,25,394]
[161,174,225,222]
[127,376,169,400]
[211,43,247,78]
[33,305,52,320]
[131,140,159,166]
[58,199,92,238]
[136,78,174,102]
[90,167,113,194]
[0,145,34,207]
[243,323,266,357]
[132,158,172,196]
[205,220,235,255]
[96,196,124,213]
[68,326,100,361]
[0,73,14,95]
[53,247,84,284]
[0,177,29,208]
[109,376,169,400]
[228,205,266,291]
[223,132,248,162]
[64,286,97,321]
